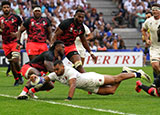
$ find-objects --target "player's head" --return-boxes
[53,60,64,76]
[151,3,160,18]
[74,9,85,25]
[33,5,42,19]
[145,11,152,19]
[1,1,11,15]
[49,40,65,58]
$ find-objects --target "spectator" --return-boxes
[135,9,146,29]
[133,43,143,52]
[95,39,107,51]
[118,39,126,49]
[11,0,20,15]
[89,40,97,51]
[112,4,127,28]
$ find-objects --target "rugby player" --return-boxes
[141,3,160,86]
[17,5,52,61]
[52,9,97,73]
[29,60,151,101]
[17,40,64,99]
[0,1,23,86]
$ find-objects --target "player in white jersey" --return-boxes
[28,60,151,101]
[74,24,93,65]
[141,3,160,86]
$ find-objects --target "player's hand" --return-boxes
[30,74,38,83]
[91,54,97,63]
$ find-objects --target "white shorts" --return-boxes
[150,46,160,63]
[75,38,86,58]
[77,72,104,93]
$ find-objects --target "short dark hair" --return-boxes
[75,9,85,14]
[54,60,63,66]
[146,11,153,16]
[49,40,64,51]
[1,1,11,7]
[152,3,160,8]
[33,5,41,9]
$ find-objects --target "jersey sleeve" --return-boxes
[142,18,149,30]
[48,72,56,81]
[46,17,51,27]
[66,67,79,80]
[15,15,22,26]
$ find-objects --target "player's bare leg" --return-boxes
[103,73,136,85]
[81,57,85,65]
[69,54,85,73]
[97,83,120,95]
[151,61,160,85]
[6,53,22,86]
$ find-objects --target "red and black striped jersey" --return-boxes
[0,14,22,44]
[57,18,85,46]
[23,17,51,43]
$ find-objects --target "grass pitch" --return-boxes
[0,66,159,115]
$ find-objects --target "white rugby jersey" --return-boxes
[143,16,160,47]
[48,66,103,89]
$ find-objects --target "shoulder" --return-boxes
[62,18,74,23]
[59,18,74,30]
[11,14,19,18]
[42,51,52,57]
[24,17,33,22]
[65,66,78,74]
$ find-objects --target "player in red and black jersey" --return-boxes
[17,40,65,99]
[52,9,97,73]
[0,1,23,86]
[17,5,52,61]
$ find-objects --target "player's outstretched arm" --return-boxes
[65,78,76,101]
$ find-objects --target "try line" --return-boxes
[0,94,136,115]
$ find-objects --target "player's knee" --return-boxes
[74,60,82,69]
[152,64,160,73]
[10,52,20,62]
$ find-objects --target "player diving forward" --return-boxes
[28,60,151,101]
[17,40,64,99]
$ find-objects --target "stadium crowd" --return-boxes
[112,0,160,28]
[0,0,160,52]
[0,0,128,51]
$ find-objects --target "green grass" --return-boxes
[0,66,159,115]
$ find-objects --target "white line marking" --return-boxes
[0,94,136,115]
